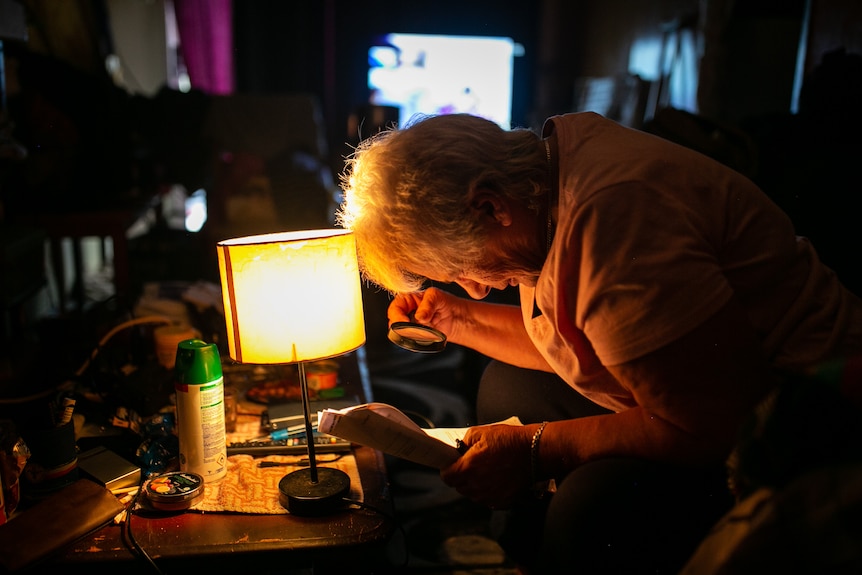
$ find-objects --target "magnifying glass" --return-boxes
[387,322,447,353]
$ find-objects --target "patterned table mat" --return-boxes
[193,452,362,514]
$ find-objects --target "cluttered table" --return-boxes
[55,445,393,573]
[6,348,396,575]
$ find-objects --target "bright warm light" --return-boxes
[217,229,366,364]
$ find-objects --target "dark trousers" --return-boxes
[477,360,733,575]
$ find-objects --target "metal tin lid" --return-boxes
[388,322,447,353]
[144,471,205,511]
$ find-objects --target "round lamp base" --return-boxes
[278,467,351,516]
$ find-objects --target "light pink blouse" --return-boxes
[522,112,862,412]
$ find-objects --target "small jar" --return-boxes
[144,471,205,511]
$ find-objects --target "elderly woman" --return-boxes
[337,112,862,574]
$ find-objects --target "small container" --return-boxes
[20,419,79,497]
[154,324,199,369]
[223,386,238,433]
[144,471,205,511]
[306,360,339,390]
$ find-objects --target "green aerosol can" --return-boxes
[174,339,227,482]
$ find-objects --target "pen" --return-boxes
[456,439,469,455]
[251,424,310,442]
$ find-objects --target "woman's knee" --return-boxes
[538,459,732,573]
[476,360,563,423]
[476,360,609,424]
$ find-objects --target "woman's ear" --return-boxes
[469,188,512,226]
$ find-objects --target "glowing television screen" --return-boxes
[368,33,519,129]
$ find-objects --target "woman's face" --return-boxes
[411,199,547,299]
[455,235,544,298]
[409,260,528,300]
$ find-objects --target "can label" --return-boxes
[175,376,227,481]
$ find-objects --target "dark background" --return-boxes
[1,0,860,356]
[226,0,858,155]
[233,0,541,169]
[229,0,861,294]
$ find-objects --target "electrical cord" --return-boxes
[121,477,166,575]
[257,453,345,467]
[74,314,174,377]
[0,314,174,405]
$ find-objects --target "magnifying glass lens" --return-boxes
[388,322,447,353]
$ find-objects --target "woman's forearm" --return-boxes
[451,300,553,372]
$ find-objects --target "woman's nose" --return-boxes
[457,279,490,300]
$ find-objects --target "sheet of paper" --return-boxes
[318,403,461,469]
[424,416,522,446]
[318,405,524,469]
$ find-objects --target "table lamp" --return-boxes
[217,229,366,516]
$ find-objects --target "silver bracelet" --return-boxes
[530,421,549,485]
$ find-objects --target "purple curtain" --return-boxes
[174,0,234,95]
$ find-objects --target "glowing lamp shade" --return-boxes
[217,229,366,516]
[217,229,366,365]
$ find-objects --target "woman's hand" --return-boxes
[389,286,551,370]
[388,287,465,340]
[440,423,536,509]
